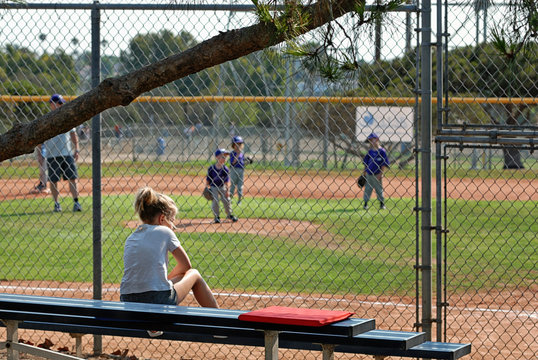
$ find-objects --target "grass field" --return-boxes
[1,156,537,181]
[1,192,535,296]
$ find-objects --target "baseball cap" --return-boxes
[215,148,230,157]
[49,94,66,104]
[367,132,379,141]
[232,135,244,144]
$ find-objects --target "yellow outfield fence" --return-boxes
[0,95,537,105]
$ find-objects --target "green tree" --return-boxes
[1,0,535,162]
[119,29,217,126]
[447,42,537,168]
[0,45,79,130]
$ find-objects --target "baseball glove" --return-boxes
[245,156,254,165]
[202,187,213,201]
[357,175,366,188]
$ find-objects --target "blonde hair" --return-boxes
[134,187,177,224]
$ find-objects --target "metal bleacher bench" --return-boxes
[0,293,471,360]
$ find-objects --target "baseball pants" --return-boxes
[210,185,232,219]
[363,173,385,204]
[229,167,244,201]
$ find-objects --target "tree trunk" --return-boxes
[503,146,524,169]
[502,103,524,169]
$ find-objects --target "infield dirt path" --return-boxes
[4,172,537,201]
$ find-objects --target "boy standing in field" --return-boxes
[206,149,238,224]
[229,136,253,205]
[363,133,390,210]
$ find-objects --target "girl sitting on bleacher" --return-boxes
[120,187,218,332]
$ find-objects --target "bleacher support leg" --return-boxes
[69,333,84,357]
[321,344,335,360]
[264,330,279,360]
[4,320,19,360]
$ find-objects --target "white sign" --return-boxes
[355,106,414,142]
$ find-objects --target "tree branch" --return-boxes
[0,0,360,162]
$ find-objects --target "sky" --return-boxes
[0,1,508,65]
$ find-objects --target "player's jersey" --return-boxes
[207,164,230,187]
[363,148,390,175]
[230,151,245,168]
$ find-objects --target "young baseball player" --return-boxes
[206,149,238,223]
[229,135,252,205]
[363,133,390,210]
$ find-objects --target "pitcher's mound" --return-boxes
[124,218,328,243]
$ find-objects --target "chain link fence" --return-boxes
[0,1,536,360]
[437,1,538,359]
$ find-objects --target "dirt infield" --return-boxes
[3,172,538,202]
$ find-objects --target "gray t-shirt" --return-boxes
[120,224,181,295]
[44,129,75,158]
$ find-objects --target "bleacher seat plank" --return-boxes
[0,294,374,337]
[0,293,471,359]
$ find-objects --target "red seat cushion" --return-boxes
[238,306,354,327]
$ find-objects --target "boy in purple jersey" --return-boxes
[362,133,390,210]
[206,149,238,223]
[229,136,246,205]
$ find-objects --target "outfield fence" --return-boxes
[0,1,536,360]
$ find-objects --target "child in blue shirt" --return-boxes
[206,149,238,223]
[363,133,390,210]
[229,136,247,205]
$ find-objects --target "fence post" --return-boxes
[91,0,103,355]
[323,103,329,170]
[420,0,433,342]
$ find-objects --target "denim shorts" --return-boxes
[120,288,178,305]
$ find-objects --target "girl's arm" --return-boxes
[168,246,192,280]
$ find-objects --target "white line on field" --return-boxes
[1,285,536,320]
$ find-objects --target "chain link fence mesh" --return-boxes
[0,1,536,360]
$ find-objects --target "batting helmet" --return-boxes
[215,148,230,157]
[49,94,66,104]
[232,136,244,144]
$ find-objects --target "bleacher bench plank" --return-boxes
[0,294,373,337]
[0,293,471,359]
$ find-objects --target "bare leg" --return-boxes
[173,269,218,308]
[68,179,79,199]
[50,182,59,203]
[38,156,47,188]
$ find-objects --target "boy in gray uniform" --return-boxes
[206,149,238,223]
